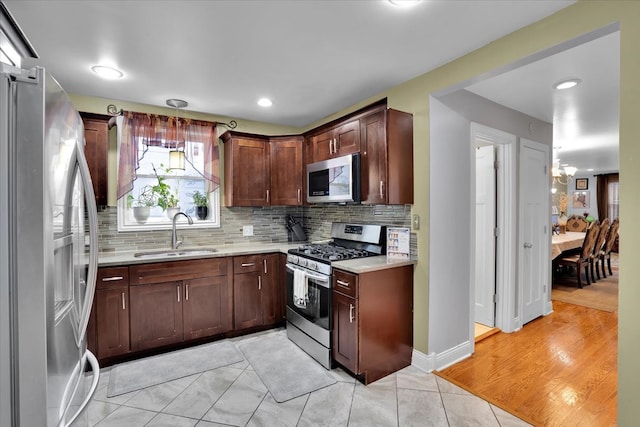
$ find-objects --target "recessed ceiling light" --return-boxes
[91,65,124,79]
[587,168,594,172]
[257,98,272,107]
[388,0,421,6]
[552,78,581,90]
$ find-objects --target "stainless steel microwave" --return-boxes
[306,153,361,203]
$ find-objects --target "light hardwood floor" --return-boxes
[437,301,617,427]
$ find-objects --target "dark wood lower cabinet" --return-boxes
[95,287,130,359]
[233,254,281,330]
[332,265,413,384]
[183,275,233,340]
[130,281,184,351]
[91,254,283,364]
[332,291,358,373]
[94,267,130,359]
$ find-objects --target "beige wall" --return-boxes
[316,1,637,423]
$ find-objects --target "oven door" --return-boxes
[285,263,331,333]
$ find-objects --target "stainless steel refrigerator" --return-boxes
[0,64,100,426]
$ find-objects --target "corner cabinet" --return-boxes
[233,254,281,330]
[222,131,304,206]
[332,265,413,384]
[129,258,233,352]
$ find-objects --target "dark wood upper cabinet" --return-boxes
[222,131,304,207]
[222,132,270,207]
[80,113,110,206]
[270,136,304,206]
[360,108,413,205]
[306,119,360,163]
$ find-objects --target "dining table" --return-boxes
[551,231,586,259]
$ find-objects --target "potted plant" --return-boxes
[152,164,180,219]
[192,190,208,220]
[127,185,155,224]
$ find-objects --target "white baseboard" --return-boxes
[412,340,474,372]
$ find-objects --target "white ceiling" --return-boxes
[466,30,620,175]
[5,1,616,174]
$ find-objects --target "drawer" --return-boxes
[233,255,263,274]
[96,267,129,289]
[333,269,358,298]
[130,257,231,285]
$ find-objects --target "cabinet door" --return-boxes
[233,272,262,330]
[81,116,109,206]
[270,137,304,205]
[130,281,183,351]
[334,119,360,156]
[183,275,233,340]
[227,136,270,206]
[308,129,334,163]
[360,110,387,204]
[332,291,358,373]
[96,287,130,359]
[260,254,281,326]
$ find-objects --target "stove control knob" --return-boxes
[299,258,307,267]
[308,261,317,270]
[289,255,299,264]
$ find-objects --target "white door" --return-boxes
[475,145,496,327]
[519,139,549,325]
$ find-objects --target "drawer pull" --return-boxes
[121,292,126,310]
[102,276,123,282]
[349,304,354,323]
[241,262,256,267]
[336,279,350,288]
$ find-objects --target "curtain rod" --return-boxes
[106,104,238,129]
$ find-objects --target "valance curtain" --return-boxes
[595,173,619,221]
[117,111,219,199]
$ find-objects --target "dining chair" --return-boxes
[590,218,609,281]
[598,218,620,277]
[555,220,600,288]
[566,215,589,232]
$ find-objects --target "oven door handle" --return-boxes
[286,264,330,288]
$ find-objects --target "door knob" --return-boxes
[524,242,533,248]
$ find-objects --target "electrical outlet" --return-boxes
[412,214,420,230]
[242,225,254,236]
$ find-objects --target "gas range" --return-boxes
[286,223,386,275]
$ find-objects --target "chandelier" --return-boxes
[552,160,577,185]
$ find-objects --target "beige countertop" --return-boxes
[98,242,416,273]
[98,242,301,267]
[332,255,417,274]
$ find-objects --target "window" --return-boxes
[116,114,220,231]
[608,180,619,220]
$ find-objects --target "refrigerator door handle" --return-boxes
[62,350,100,427]
[75,139,99,346]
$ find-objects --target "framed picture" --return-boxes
[573,191,590,209]
[575,178,588,190]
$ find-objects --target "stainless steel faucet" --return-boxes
[171,212,193,249]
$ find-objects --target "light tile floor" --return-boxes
[81,330,532,427]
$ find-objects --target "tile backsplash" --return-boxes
[98,204,417,257]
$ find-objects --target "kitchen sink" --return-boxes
[133,248,218,258]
